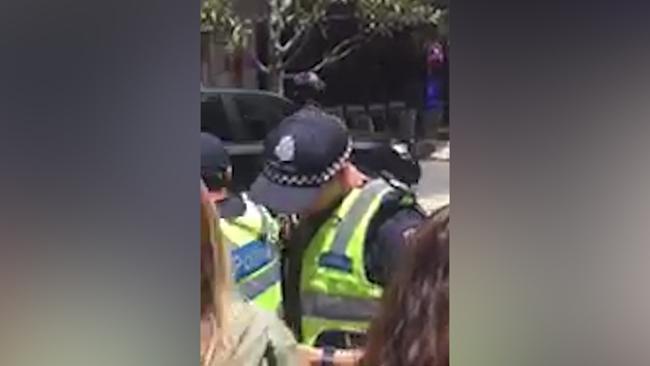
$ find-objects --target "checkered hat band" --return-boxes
[263,140,352,187]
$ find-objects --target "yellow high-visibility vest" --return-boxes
[221,195,282,313]
[299,179,399,346]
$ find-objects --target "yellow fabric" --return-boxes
[299,180,393,345]
[221,197,283,313]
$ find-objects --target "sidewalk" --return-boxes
[416,160,449,213]
[419,194,450,212]
[414,139,450,162]
[431,141,449,161]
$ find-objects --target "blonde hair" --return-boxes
[200,181,233,365]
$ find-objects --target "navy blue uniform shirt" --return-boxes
[363,189,425,286]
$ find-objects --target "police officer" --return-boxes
[248,111,425,349]
[201,132,283,313]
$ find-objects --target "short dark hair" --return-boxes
[290,72,326,105]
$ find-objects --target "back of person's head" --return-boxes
[363,205,449,366]
[200,181,233,365]
[201,132,232,192]
[291,72,326,105]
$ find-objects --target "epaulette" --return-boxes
[378,171,414,195]
[378,174,427,215]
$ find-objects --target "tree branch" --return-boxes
[311,44,360,72]
[278,24,307,56]
[310,33,366,72]
[274,39,284,54]
[246,51,270,74]
[330,35,363,55]
[268,2,284,55]
[282,24,315,70]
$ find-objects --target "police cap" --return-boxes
[249,109,352,214]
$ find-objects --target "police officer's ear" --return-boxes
[336,162,368,190]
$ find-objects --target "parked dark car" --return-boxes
[201,88,420,191]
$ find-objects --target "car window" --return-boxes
[233,94,294,141]
[201,95,233,141]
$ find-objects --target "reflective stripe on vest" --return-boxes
[299,179,396,345]
[301,292,380,322]
[239,258,282,299]
[328,179,392,256]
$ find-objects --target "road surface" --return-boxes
[415,160,449,212]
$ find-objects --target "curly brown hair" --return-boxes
[362,205,449,366]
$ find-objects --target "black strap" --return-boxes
[321,347,336,366]
[280,240,302,340]
[264,343,278,366]
[281,211,332,341]
[281,218,310,340]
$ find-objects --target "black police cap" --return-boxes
[249,109,351,214]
